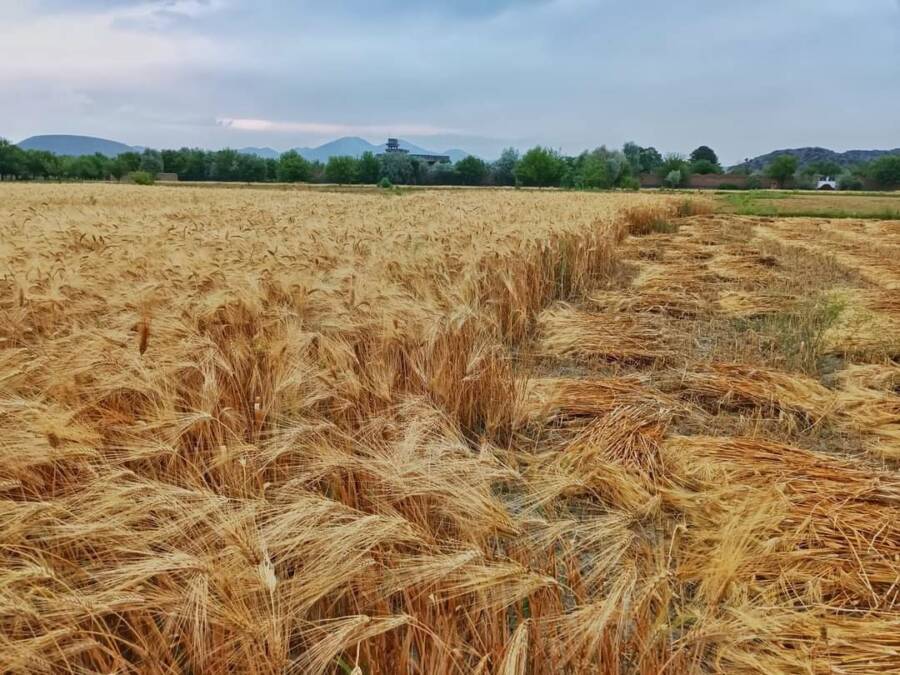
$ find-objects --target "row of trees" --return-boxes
[759,153,900,190]
[3,137,899,189]
[0,137,709,188]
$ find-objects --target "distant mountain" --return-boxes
[17,135,137,157]
[293,136,377,162]
[14,133,474,163]
[443,149,470,163]
[733,146,900,172]
[293,136,471,163]
[237,146,280,159]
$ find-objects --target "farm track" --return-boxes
[1,184,899,673]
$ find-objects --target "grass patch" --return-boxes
[718,191,900,219]
[735,293,846,374]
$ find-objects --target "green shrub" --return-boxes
[869,155,900,189]
[378,177,393,189]
[131,171,155,185]
[664,170,682,188]
[838,174,864,191]
[765,155,798,188]
[690,158,721,175]
[515,146,565,187]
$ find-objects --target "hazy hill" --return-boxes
[293,136,469,163]
[15,133,473,163]
[17,135,137,157]
[733,146,900,172]
[236,146,281,159]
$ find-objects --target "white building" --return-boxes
[816,176,838,190]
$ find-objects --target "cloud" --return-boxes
[107,0,228,29]
[36,0,223,16]
[3,1,899,161]
[0,1,229,85]
[296,0,550,21]
[217,118,461,137]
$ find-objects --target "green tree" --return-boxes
[427,162,459,185]
[308,160,327,183]
[765,155,799,188]
[576,146,630,189]
[118,151,142,174]
[265,158,279,181]
[515,146,564,187]
[211,149,240,181]
[638,147,663,173]
[63,154,108,180]
[690,145,719,166]
[0,139,24,179]
[622,142,642,174]
[378,152,416,185]
[276,150,311,182]
[490,148,519,186]
[324,155,358,184]
[656,153,691,187]
[357,151,380,184]
[411,158,429,185]
[179,148,211,181]
[110,151,141,180]
[22,150,57,179]
[838,173,864,191]
[560,156,578,188]
[664,170,683,188]
[455,155,488,186]
[803,160,843,178]
[236,153,267,182]
[690,158,721,175]
[160,150,186,177]
[869,155,900,188]
[578,151,611,188]
[139,149,164,175]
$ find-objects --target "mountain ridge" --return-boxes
[289,137,468,163]
[15,134,471,162]
[18,135,137,157]
[733,146,900,172]
[236,146,280,160]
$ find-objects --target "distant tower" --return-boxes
[385,138,407,154]
[378,137,446,164]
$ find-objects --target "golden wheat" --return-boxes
[1,183,898,674]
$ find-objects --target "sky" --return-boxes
[1,0,898,164]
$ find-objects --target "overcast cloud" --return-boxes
[2,0,898,162]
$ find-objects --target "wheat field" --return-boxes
[1,184,899,673]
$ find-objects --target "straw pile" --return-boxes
[673,363,836,419]
[537,306,670,362]
[717,290,794,318]
[662,435,900,672]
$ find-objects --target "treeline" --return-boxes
[2,138,899,189]
[756,154,900,190]
[0,138,711,188]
